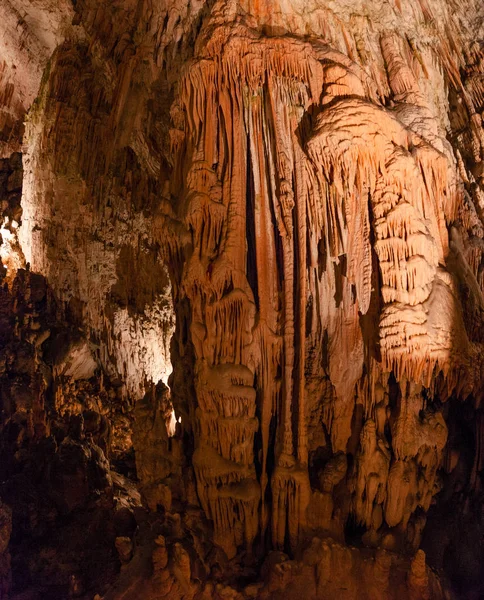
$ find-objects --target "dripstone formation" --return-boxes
[0,0,484,598]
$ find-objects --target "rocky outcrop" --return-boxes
[0,0,484,598]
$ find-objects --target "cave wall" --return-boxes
[18,4,176,400]
[0,0,484,598]
[0,0,74,156]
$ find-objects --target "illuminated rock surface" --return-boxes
[0,0,484,598]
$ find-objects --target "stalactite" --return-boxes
[161,10,482,565]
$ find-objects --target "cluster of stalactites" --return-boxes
[307,93,461,387]
[160,17,469,559]
[168,28,355,556]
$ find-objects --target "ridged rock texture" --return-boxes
[1,0,484,598]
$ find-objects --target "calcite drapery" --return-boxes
[154,3,478,561]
